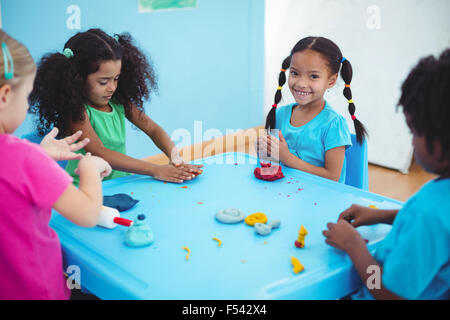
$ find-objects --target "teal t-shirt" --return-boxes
[353,178,450,300]
[275,101,352,182]
[65,100,131,185]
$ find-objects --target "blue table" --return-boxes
[50,153,403,299]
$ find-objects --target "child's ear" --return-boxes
[327,73,338,88]
[0,84,12,110]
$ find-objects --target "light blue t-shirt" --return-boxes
[275,102,352,182]
[353,178,450,300]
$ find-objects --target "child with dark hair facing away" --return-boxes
[30,28,202,185]
[0,30,111,299]
[257,36,367,182]
[323,48,450,300]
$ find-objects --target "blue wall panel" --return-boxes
[2,0,264,158]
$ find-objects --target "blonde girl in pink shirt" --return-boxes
[0,30,111,299]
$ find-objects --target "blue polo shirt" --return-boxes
[275,101,352,182]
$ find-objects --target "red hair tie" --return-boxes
[272,104,278,108]
[351,115,356,120]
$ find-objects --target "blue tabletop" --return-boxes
[50,153,403,299]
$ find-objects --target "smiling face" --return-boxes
[85,59,121,109]
[288,49,338,108]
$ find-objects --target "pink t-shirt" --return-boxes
[0,134,72,299]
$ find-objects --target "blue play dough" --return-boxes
[103,193,139,212]
[125,215,154,247]
[254,219,281,236]
[215,208,245,224]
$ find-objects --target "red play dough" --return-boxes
[254,162,285,181]
[294,241,304,248]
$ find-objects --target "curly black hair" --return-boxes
[398,48,450,161]
[266,36,368,144]
[29,28,158,136]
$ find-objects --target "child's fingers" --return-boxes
[69,138,90,152]
[48,127,59,138]
[177,170,195,180]
[185,164,204,173]
[64,152,83,161]
[64,130,82,145]
[338,206,355,222]
[164,176,184,183]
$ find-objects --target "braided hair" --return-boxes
[29,28,158,136]
[398,48,450,161]
[265,36,368,144]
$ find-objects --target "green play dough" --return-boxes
[125,215,154,247]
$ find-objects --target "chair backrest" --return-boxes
[21,131,68,169]
[345,134,368,190]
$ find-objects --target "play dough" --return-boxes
[291,256,304,274]
[103,193,139,212]
[254,219,281,236]
[254,162,284,181]
[215,208,245,224]
[124,214,154,247]
[294,225,308,248]
[245,212,268,226]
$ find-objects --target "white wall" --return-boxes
[265,0,450,173]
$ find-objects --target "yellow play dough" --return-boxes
[244,212,268,226]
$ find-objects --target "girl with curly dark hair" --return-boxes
[30,28,202,185]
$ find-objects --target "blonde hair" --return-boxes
[0,30,36,88]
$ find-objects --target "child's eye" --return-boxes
[290,70,298,76]
[99,81,107,86]
[310,74,319,79]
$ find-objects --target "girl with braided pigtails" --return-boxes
[257,36,367,182]
[30,28,202,186]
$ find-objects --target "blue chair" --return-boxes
[345,134,368,190]
[21,130,68,169]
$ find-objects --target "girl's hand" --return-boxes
[40,127,90,161]
[75,152,112,179]
[338,204,382,228]
[169,147,204,176]
[153,164,199,183]
[256,136,278,161]
[322,219,366,253]
[256,131,290,162]
[170,147,185,167]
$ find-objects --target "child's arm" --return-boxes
[259,131,345,181]
[53,155,110,227]
[338,204,399,226]
[284,145,345,181]
[126,107,175,161]
[70,111,196,183]
[323,220,404,300]
[125,107,203,171]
